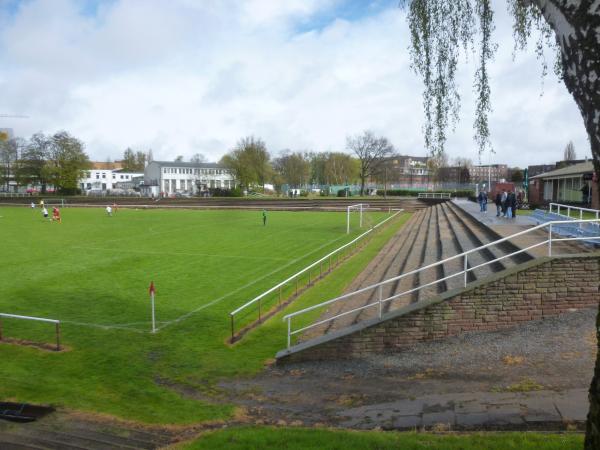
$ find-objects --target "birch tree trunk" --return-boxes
[530,1,600,447]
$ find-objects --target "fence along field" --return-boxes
[0,206,386,340]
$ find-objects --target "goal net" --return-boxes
[346,203,374,234]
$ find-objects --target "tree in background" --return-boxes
[221,136,272,191]
[510,167,524,183]
[121,148,146,172]
[273,151,310,188]
[190,153,207,164]
[174,155,184,162]
[146,149,154,164]
[400,1,600,445]
[324,152,359,186]
[346,131,393,195]
[43,131,90,194]
[564,140,576,161]
[17,133,52,193]
[0,137,22,191]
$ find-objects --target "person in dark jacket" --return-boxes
[477,190,488,213]
[509,191,517,219]
[495,192,502,217]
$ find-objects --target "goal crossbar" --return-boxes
[347,203,368,234]
[0,312,61,351]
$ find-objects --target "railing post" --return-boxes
[378,285,383,319]
[56,322,60,351]
[463,254,468,287]
[287,317,291,349]
[548,224,553,256]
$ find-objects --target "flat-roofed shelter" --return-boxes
[529,161,598,208]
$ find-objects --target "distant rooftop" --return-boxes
[90,161,123,170]
[148,160,226,169]
[531,161,594,179]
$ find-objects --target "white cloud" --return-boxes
[0,0,590,167]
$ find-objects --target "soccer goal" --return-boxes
[346,203,369,234]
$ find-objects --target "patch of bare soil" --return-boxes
[0,337,70,352]
[218,308,596,427]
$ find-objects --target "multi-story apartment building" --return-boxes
[469,164,508,183]
[143,161,236,196]
[377,155,431,188]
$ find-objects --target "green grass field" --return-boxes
[181,427,583,450]
[0,206,405,423]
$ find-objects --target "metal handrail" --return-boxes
[0,313,61,351]
[229,209,403,339]
[549,203,600,221]
[282,218,600,349]
[418,192,451,199]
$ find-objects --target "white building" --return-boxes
[79,162,143,192]
[143,161,236,196]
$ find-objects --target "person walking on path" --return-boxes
[262,209,267,226]
[501,190,508,217]
[477,190,487,213]
[509,191,517,219]
[494,192,502,217]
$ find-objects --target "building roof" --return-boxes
[148,160,226,169]
[530,160,594,179]
[91,161,123,170]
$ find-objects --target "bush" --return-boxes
[337,189,351,197]
[208,187,242,197]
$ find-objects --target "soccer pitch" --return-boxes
[1,207,376,332]
[0,206,405,423]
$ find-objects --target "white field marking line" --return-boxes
[155,234,349,332]
[60,319,147,333]
[71,246,289,262]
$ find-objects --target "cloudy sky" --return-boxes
[0,0,591,166]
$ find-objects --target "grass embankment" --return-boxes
[0,207,409,424]
[181,427,583,450]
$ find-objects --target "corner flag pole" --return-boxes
[149,281,156,333]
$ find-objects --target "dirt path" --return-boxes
[220,308,596,429]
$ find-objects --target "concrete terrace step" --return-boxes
[301,200,540,343]
[303,209,427,337]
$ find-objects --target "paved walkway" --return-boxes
[452,199,589,257]
[338,388,587,430]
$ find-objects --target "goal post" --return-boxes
[347,203,367,234]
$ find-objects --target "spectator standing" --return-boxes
[494,192,502,217]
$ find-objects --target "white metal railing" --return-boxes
[229,209,403,341]
[549,203,600,221]
[418,192,451,199]
[0,313,61,351]
[282,218,600,349]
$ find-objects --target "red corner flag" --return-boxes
[149,281,155,296]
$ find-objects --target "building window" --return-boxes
[102,173,106,179]
[96,173,100,179]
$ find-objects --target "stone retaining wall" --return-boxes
[278,255,600,363]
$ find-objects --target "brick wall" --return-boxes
[279,256,600,363]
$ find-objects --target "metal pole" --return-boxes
[378,285,383,319]
[279,286,282,305]
[258,299,261,322]
[230,315,234,342]
[320,261,322,278]
[329,255,332,272]
[296,278,298,295]
[463,255,468,287]
[347,206,350,234]
[360,204,363,228]
[151,292,156,333]
[548,224,553,256]
[55,322,60,351]
[287,317,291,349]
